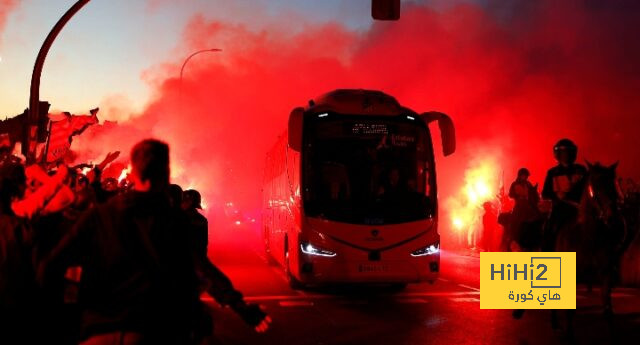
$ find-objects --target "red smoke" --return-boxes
[74,1,640,241]
[0,0,18,46]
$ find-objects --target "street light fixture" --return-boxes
[180,48,222,82]
[26,0,91,163]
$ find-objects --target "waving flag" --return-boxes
[45,108,99,163]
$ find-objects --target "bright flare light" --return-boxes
[118,165,131,183]
[452,217,465,230]
[446,157,500,238]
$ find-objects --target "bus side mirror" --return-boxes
[419,111,456,156]
[288,107,304,151]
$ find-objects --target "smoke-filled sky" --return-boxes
[0,0,374,117]
[0,1,16,35]
[2,0,640,234]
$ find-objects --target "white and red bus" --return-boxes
[263,89,455,288]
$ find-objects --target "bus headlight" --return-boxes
[300,242,337,257]
[411,242,439,257]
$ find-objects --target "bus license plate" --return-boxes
[358,264,389,273]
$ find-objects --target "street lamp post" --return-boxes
[25,0,91,163]
[180,48,222,83]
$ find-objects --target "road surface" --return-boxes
[203,230,640,345]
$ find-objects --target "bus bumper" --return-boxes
[295,254,440,284]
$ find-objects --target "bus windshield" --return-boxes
[303,114,435,225]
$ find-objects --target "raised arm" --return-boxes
[194,254,271,332]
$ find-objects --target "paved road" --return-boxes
[203,231,640,345]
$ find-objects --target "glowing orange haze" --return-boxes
[70,1,640,244]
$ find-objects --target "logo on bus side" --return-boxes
[366,229,384,242]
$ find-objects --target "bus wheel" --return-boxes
[285,246,304,290]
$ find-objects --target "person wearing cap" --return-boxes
[541,138,587,251]
[182,189,209,260]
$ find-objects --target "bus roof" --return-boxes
[306,89,414,116]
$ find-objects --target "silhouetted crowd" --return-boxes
[0,139,270,345]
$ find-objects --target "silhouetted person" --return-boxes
[379,168,411,201]
[180,188,215,342]
[378,168,413,221]
[508,168,540,250]
[378,168,405,198]
[509,168,535,209]
[87,151,121,204]
[541,139,587,251]
[182,189,208,259]
[32,168,87,344]
[39,139,270,345]
[482,201,500,251]
[0,161,42,344]
[0,135,19,165]
[168,184,183,210]
[99,177,119,201]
